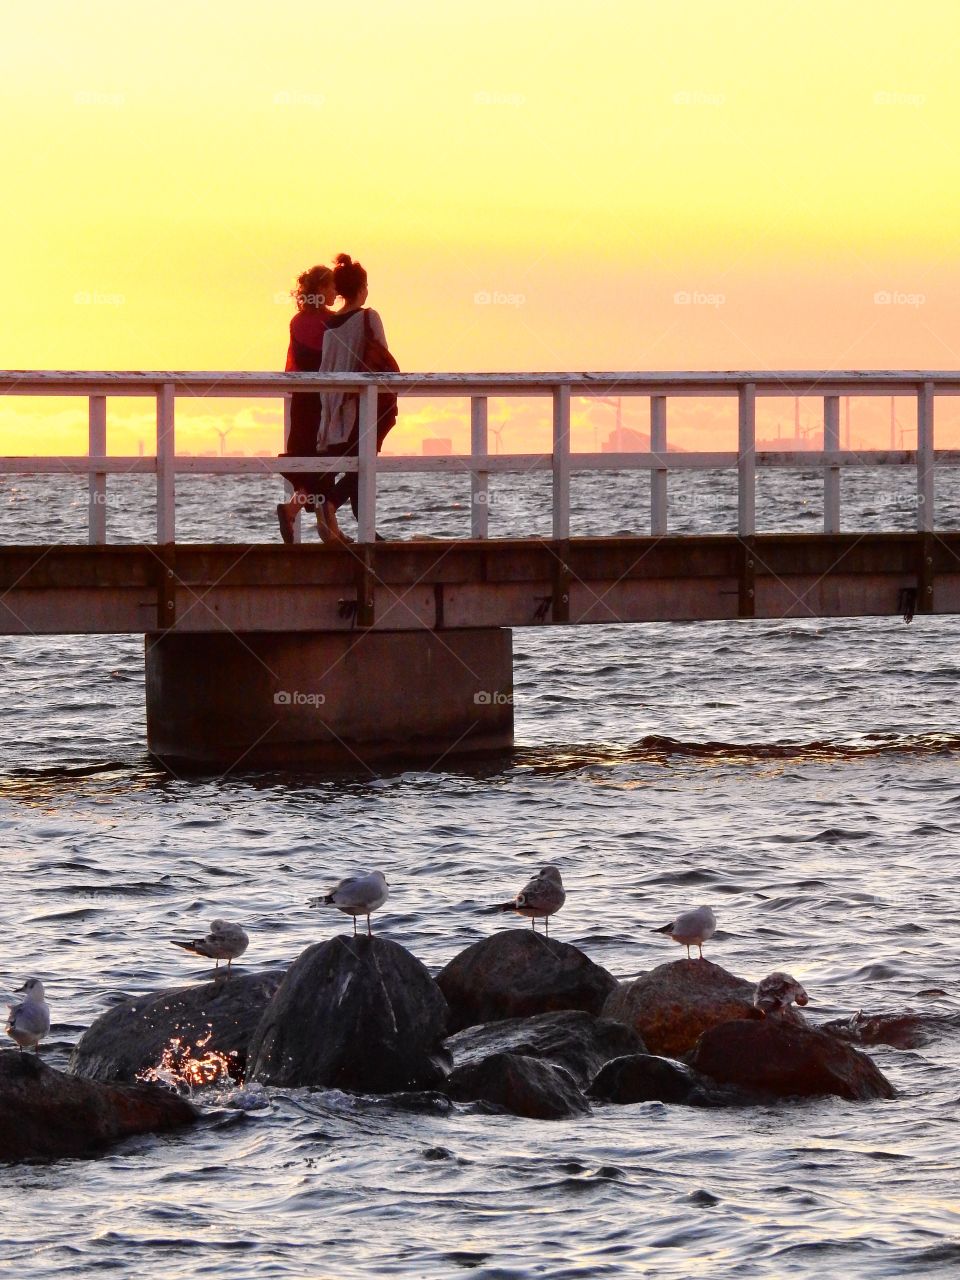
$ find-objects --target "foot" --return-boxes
[321,500,351,545]
[277,503,295,545]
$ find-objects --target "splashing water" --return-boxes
[136,1032,240,1093]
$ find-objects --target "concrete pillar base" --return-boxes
[145,628,514,772]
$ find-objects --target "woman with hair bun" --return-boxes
[276,264,337,543]
[313,253,395,542]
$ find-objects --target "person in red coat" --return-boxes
[277,264,336,542]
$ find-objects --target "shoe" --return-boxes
[276,503,295,545]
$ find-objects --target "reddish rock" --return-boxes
[821,1009,957,1050]
[688,1018,896,1101]
[0,1050,197,1163]
[438,930,617,1033]
[602,959,757,1058]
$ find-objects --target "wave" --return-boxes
[515,731,960,772]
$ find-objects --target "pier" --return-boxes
[1,370,958,768]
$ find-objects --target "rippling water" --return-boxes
[2,469,960,1277]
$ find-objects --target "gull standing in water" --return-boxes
[171,919,249,974]
[311,870,389,936]
[6,978,51,1055]
[653,905,717,959]
[755,972,810,1018]
[496,865,566,935]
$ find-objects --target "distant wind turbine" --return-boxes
[215,427,234,457]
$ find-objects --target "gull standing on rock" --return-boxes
[6,978,51,1054]
[496,865,566,935]
[755,972,809,1018]
[653,905,717,959]
[311,870,389,936]
[171,919,249,974]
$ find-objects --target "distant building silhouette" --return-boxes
[601,426,649,452]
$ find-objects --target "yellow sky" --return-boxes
[2,0,958,454]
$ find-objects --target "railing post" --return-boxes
[823,394,841,533]
[282,392,301,544]
[738,382,756,536]
[552,384,571,539]
[357,383,378,544]
[88,395,107,545]
[156,382,175,544]
[650,394,667,535]
[470,395,489,539]
[918,380,935,532]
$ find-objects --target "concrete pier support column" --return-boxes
[145,628,513,772]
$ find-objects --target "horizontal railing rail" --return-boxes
[0,370,957,544]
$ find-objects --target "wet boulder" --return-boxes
[70,970,284,1084]
[688,1018,896,1101]
[438,930,617,1033]
[444,1051,590,1120]
[821,1009,958,1050]
[602,959,757,1058]
[444,1010,644,1089]
[248,935,450,1091]
[587,1053,703,1105]
[0,1049,196,1163]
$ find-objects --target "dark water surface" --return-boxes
[1,470,959,1277]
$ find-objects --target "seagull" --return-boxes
[6,978,51,1055]
[171,919,249,973]
[311,870,389,936]
[496,865,566,935]
[755,971,810,1018]
[653,905,717,959]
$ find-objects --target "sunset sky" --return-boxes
[2,0,959,456]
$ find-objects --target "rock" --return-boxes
[444,1052,590,1119]
[0,1049,196,1163]
[587,1053,702,1105]
[821,1009,959,1050]
[437,930,617,1033]
[70,970,284,1083]
[688,1018,896,1101]
[602,959,757,1057]
[248,935,450,1091]
[444,1011,644,1089]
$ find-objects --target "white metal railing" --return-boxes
[0,371,959,545]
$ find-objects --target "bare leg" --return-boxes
[544,916,550,937]
[215,958,220,970]
[352,916,357,937]
[698,943,704,959]
[367,913,372,937]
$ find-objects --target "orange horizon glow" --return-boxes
[2,0,959,456]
